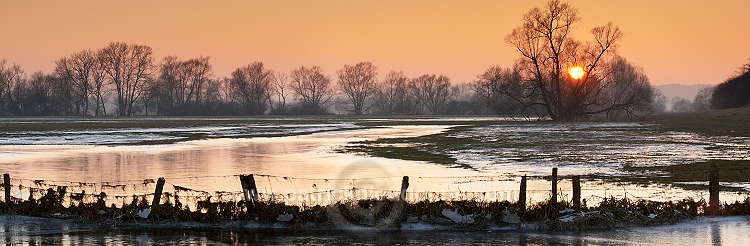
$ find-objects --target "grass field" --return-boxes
[646,107,750,137]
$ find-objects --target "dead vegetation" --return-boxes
[2,186,747,231]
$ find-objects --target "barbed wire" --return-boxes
[0,172,705,208]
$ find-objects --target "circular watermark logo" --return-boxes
[326,160,407,231]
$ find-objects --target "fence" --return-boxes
[0,165,724,215]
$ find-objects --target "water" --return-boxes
[1,117,750,243]
[1,118,749,203]
[2,215,748,245]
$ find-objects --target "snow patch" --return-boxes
[137,208,151,219]
[441,209,474,224]
[501,210,521,224]
[276,213,293,222]
[559,208,575,214]
[559,214,578,223]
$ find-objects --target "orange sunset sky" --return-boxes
[1,0,749,85]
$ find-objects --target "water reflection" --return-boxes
[2,216,749,245]
[711,222,721,246]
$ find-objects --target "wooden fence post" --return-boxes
[247,174,258,204]
[519,175,527,213]
[551,167,558,205]
[399,176,409,201]
[709,164,719,215]
[152,177,166,207]
[3,173,10,204]
[239,175,250,202]
[572,175,581,210]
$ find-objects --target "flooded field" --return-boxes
[0,117,749,204]
[1,117,750,244]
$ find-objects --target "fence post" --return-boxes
[247,174,258,204]
[400,176,409,201]
[572,175,581,211]
[519,175,527,213]
[709,164,719,215]
[3,173,10,204]
[239,175,250,202]
[551,167,558,205]
[152,177,166,207]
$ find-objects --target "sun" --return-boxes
[568,66,585,80]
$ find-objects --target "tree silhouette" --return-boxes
[0,60,25,115]
[711,60,750,109]
[98,42,154,116]
[290,66,334,114]
[337,62,378,115]
[372,71,413,115]
[230,62,274,115]
[505,0,650,120]
[409,74,451,114]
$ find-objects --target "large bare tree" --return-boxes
[230,62,274,115]
[692,87,713,111]
[154,56,212,115]
[472,65,531,116]
[409,74,451,115]
[271,71,291,114]
[372,71,412,115]
[0,59,25,115]
[599,56,654,119]
[98,42,154,116]
[505,0,650,120]
[55,50,101,115]
[337,62,378,115]
[290,66,334,113]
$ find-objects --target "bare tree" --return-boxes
[692,87,713,111]
[671,97,692,113]
[599,56,654,119]
[154,56,212,115]
[372,71,412,115]
[18,72,54,115]
[0,59,25,115]
[651,90,667,114]
[409,74,451,114]
[271,71,291,114]
[337,62,378,115]
[230,62,274,115]
[505,0,642,120]
[55,50,101,115]
[290,66,334,114]
[98,42,154,116]
[219,77,234,105]
[472,65,529,116]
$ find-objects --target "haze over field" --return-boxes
[656,84,712,101]
[2,0,749,85]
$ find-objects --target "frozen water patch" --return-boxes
[0,122,361,146]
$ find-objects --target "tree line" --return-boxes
[0,46,486,117]
[0,1,670,119]
[0,41,659,119]
[657,59,750,113]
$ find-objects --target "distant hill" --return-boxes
[655,84,714,101]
